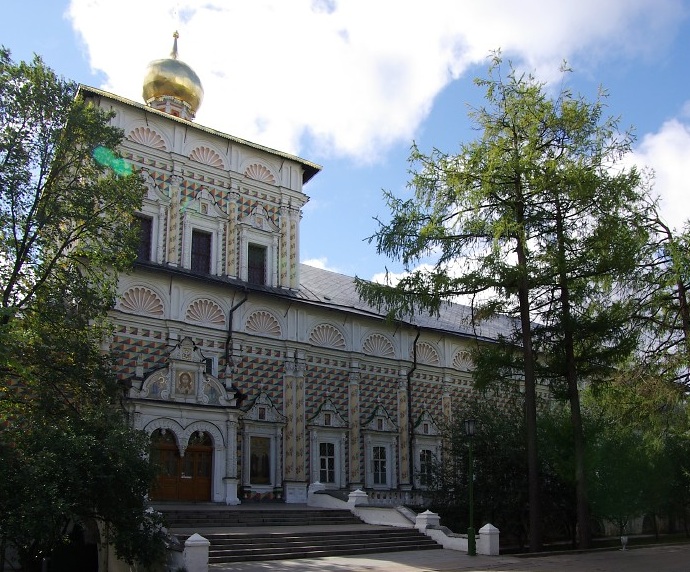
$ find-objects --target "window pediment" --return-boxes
[243,391,286,423]
[191,187,225,218]
[414,411,441,436]
[170,337,205,363]
[239,204,279,233]
[364,404,397,433]
[308,398,347,428]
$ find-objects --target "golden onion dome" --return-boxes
[142,32,204,117]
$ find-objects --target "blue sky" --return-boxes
[3,0,690,282]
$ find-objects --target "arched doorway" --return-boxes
[150,429,213,501]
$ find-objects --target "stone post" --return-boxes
[415,509,441,531]
[478,523,500,556]
[183,533,209,572]
[347,489,369,507]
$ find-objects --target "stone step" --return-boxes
[203,529,441,564]
[207,528,432,547]
[162,508,362,529]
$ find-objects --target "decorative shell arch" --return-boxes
[127,125,168,151]
[452,350,473,371]
[414,341,441,366]
[362,333,395,359]
[244,162,277,185]
[189,145,226,169]
[186,298,225,327]
[119,286,165,317]
[245,309,282,338]
[308,323,346,350]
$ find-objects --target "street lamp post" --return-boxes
[464,418,477,556]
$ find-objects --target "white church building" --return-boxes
[84,33,509,506]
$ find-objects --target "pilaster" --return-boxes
[397,370,411,486]
[348,360,362,488]
[167,174,183,266]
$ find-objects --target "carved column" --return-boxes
[442,375,452,421]
[294,350,306,481]
[442,374,453,465]
[291,208,300,289]
[226,188,239,277]
[397,370,411,488]
[284,351,308,503]
[226,418,238,478]
[157,202,167,264]
[167,174,183,266]
[348,360,362,488]
[271,234,280,288]
[216,217,224,276]
[224,417,240,505]
[283,354,296,480]
[280,197,290,287]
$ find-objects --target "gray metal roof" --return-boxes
[297,264,513,342]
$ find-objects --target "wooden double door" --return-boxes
[150,430,212,502]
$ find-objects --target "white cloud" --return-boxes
[303,257,338,271]
[68,0,685,162]
[370,268,408,286]
[628,116,690,232]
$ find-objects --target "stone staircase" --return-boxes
[162,507,362,528]
[160,507,441,564]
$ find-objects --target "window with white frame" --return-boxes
[182,189,224,275]
[319,442,336,483]
[136,171,168,265]
[363,406,397,490]
[191,229,212,273]
[134,214,153,262]
[241,392,285,492]
[308,400,347,489]
[419,449,434,487]
[373,446,387,485]
[238,204,279,287]
[364,437,396,489]
[247,243,267,285]
[204,356,216,376]
[413,412,441,489]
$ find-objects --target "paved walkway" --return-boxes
[209,543,690,571]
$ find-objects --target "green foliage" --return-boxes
[0,48,163,571]
[431,387,690,549]
[356,53,652,549]
[631,213,690,390]
[428,394,582,549]
[0,46,143,322]
[582,377,690,536]
[426,393,531,546]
